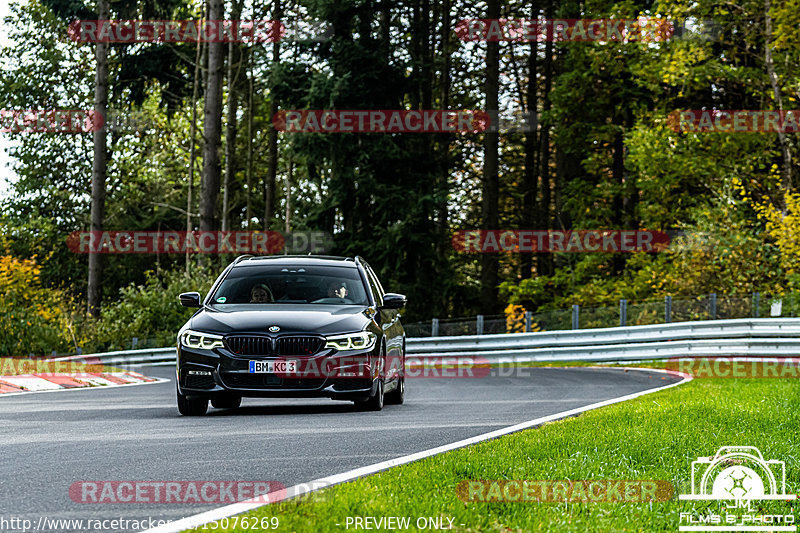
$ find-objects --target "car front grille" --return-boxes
[226,336,271,356]
[225,335,324,356]
[276,336,324,356]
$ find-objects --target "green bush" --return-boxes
[91,263,219,351]
[0,253,82,356]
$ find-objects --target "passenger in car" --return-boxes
[250,284,274,303]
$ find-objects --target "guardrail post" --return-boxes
[477,315,484,335]
[524,311,532,332]
[620,299,627,327]
[753,292,760,318]
[431,318,439,337]
[571,305,579,329]
[76,347,82,355]
[709,293,717,320]
[665,295,672,323]
[132,337,139,349]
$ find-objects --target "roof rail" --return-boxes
[233,254,253,265]
[242,254,351,261]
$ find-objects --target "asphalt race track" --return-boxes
[0,366,681,532]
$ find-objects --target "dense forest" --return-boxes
[1,0,799,355]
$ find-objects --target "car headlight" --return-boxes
[180,330,225,350]
[325,331,377,352]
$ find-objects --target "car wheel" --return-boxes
[211,394,242,409]
[367,379,384,411]
[177,385,208,416]
[355,378,384,411]
[384,376,404,405]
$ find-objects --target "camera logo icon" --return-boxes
[679,446,794,501]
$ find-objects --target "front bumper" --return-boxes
[176,344,380,400]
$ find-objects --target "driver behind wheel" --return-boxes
[326,281,348,299]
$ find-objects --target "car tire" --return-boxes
[211,394,242,409]
[367,379,384,411]
[384,376,404,405]
[177,385,208,416]
[355,379,383,411]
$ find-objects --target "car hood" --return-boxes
[188,304,374,336]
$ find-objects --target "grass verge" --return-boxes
[197,374,798,532]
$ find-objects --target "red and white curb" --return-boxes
[0,371,164,396]
[143,366,692,533]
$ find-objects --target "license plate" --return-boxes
[248,360,296,373]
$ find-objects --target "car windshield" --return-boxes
[210,264,369,305]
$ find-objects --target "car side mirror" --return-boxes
[179,292,202,308]
[381,293,407,310]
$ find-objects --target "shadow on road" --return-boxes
[201,402,372,417]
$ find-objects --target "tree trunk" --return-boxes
[480,0,500,312]
[521,1,539,280]
[536,2,554,277]
[765,0,793,201]
[285,157,293,234]
[200,0,224,232]
[435,0,451,256]
[611,110,636,274]
[87,0,110,316]
[264,0,283,230]
[245,48,254,229]
[222,0,244,232]
[186,10,204,272]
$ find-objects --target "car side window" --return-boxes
[367,265,386,297]
[362,264,383,306]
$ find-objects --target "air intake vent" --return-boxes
[184,371,215,389]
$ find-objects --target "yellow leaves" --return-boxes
[0,254,77,356]
[0,255,42,294]
[757,192,800,276]
[504,304,540,333]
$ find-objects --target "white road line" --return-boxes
[143,367,691,533]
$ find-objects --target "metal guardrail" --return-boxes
[52,318,800,366]
[405,318,800,362]
[404,292,800,337]
[54,347,176,366]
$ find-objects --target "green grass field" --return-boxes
[195,373,798,532]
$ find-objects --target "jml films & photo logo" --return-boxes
[679,446,796,532]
